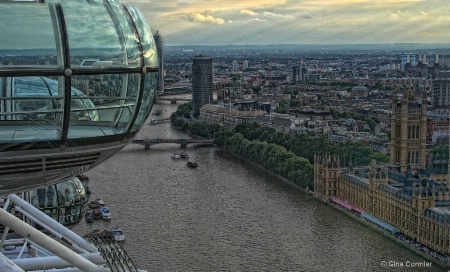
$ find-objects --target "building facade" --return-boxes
[198,104,266,129]
[192,55,213,117]
[314,157,450,256]
[390,86,427,173]
[153,30,164,95]
[427,110,450,142]
[231,71,243,99]
[432,80,450,109]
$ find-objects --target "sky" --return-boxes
[125,0,450,46]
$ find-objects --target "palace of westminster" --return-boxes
[314,86,450,256]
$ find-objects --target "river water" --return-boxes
[71,102,445,272]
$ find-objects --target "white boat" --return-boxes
[100,207,111,220]
[180,152,189,159]
[95,198,105,207]
[171,154,181,159]
[110,225,125,242]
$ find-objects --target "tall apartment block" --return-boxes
[243,60,249,70]
[153,30,164,95]
[432,79,450,109]
[232,60,238,71]
[231,71,243,99]
[192,55,213,117]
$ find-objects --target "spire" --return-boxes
[403,165,415,195]
[422,87,427,103]
[348,155,354,172]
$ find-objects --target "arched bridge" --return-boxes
[132,138,216,149]
[150,117,170,125]
[155,97,192,104]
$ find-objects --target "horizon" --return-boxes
[163,42,450,48]
[126,0,450,46]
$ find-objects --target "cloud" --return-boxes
[182,12,225,24]
[263,11,296,20]
[299,12,313,19]
[390,10,402,16]
[292,11,313,19]
[248,18,267,23]
[241,10,258,16]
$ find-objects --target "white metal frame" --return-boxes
[0,194,109,272]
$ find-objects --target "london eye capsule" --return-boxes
[0,0,158,195]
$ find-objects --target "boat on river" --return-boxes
[85,210,94,223]
[88,201,99,209]
[95,198,106,207]
[101,207,111,220]
[110,225,125,242]
[187,161,198,168]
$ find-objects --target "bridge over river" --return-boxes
[132,138,215,149]
[155,96,191,104]
[149,117,170,125]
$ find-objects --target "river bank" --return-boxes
[171,106,449,271]
[214,147,449,271]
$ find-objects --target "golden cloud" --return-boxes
[241,10,258,16]
[182,12,225,24]
[263,11,296,20]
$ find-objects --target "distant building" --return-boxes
[192,55,213,117]
[243,60,249,70]
[404,52,444,79]
[199,104,266,129]
[427,110,450,141]
[432,80,450,109]
[390,86,427,173]
[231,71,243,99]
[367,109,392,126]
[401,52,416,71]
[351,86,369,98]
[232,60,238,71]
[314,158,450,257]
[293,66,300,82]
[314,81,450,261]
[153,30,164,95]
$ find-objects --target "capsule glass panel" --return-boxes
[0,1,158,194]
[0,76,65,142]
[133,72,157,131]
[108,0,142,68]
[68,73,140,138]
[124,5,158,68]
[28,176,88,226]
[0,4,63,69]
[62,2,140,69]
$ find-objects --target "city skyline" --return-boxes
[127,0,450,46]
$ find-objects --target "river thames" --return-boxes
[72,102,445,272]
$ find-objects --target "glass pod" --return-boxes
[0,0,158,195]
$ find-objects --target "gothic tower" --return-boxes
[368,160,388,215]
[390,85,427,173]
[314,154,341,200]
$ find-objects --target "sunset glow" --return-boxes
[126,0,450,45]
